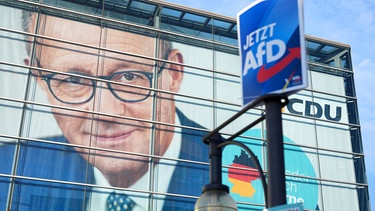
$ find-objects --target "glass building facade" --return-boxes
[0,0,370,210]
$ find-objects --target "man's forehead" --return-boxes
[39,15,99,43]
[33,15,157,70]
[38,15,155,50]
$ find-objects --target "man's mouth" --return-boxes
[89,129,135,146]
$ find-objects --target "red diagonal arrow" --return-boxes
[257,47,301,83]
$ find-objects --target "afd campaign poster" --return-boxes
[237,0,308,106]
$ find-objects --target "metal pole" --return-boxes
[202,132,230,193]
[209,133,223,186]
[265,96,287,207]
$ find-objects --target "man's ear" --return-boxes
[24,57,30,66]
[24,57,47,89]
[24,57,37,75]
[166,49,184,92]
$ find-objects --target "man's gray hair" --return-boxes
[21,11,173,60]
[21,10,34,56]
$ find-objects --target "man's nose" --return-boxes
[94,83,125,115]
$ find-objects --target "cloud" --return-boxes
[356,10,375,29]
[354,58,375,109]
[354,58,375,101]
[304,0,375,46]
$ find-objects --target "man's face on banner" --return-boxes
[26,15,183,187]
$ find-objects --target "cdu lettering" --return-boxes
[287,98,342,122]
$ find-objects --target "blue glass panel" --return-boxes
[182,12,207,24]
[321,45,338,53]
[306,41,320,50]
[232,24,238,31]
[161,7,182,19]
[105,0,128,7]
[213,19,232,30]
[129,1,156,13]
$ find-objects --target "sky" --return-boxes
[165,0,375,209]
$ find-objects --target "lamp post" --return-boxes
[195,94,288,210]
[194,133,237,211]
[194,133,267,211]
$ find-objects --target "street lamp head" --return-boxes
[194,185,237,211]
[196,94,288,210]
[195,132,238,211]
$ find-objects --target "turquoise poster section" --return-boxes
[222,129,318,210]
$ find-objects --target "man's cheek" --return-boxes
[52,110,83,133]
[128,103,152,118]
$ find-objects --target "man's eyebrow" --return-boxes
[64,67,93,75]
[109,60,156,72]
[34,58,92,75]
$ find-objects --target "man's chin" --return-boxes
[91,156,148,182]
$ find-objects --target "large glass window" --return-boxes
[0,2,368,211]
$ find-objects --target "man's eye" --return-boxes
[64,76,84,84]
[122,72,139,81]
[116,72,145,83]
[49,74,92,92]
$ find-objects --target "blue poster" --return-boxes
[237,0,307,106]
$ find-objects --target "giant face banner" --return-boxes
[0,4,359,211]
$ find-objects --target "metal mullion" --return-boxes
[15,0,240,59]
[1,136,366,194]
[147,19,161,210]
[0,26,240,82]
[308,61,353,74]
[82,12,107,210]
[0,95,210,136]
[6,9,42,211]
[0,132,210,168]
[0,64,361,130]
[1,58,243,108]
[0,66,360,131]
